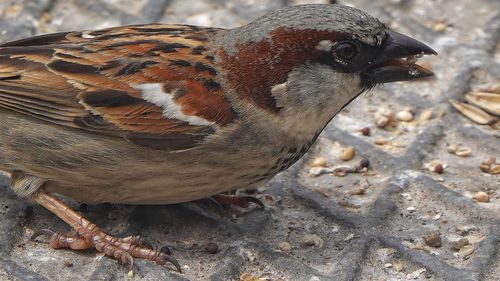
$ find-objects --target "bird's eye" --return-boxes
[333,42,358,61]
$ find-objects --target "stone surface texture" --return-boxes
[0,0,498,280]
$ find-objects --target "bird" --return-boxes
[0,4,436,272]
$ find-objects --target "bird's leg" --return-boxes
[30,190,181,272]
[211,194,265,209]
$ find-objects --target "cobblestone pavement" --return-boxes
[0,0,499,280]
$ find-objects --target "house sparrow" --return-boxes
[0,4,435,271]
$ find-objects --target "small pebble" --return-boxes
[311,157,327,167]
[423,232,442,247]
[205,242,219,254]
[384,263,393,268]
[434,163,444,174]
[278,241,292,252]
[341,146,355,161]
[406,206,416,212]
[360,157,370,169]
[473,191,490,203]
[396,110,414,122]
[128,270,134,278]
[450,238,469,251]
[360,127,371,136]
[303,234,324,247]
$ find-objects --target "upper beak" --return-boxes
[362,30,437,85]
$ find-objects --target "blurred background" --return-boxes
[0,1,498,281]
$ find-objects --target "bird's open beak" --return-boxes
[362,30,437,85]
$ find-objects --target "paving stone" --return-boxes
[0,0,498,280]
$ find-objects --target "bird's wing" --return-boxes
[0,24,236,150]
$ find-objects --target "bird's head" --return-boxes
[218,4,436,138]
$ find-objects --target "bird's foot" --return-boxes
[211,194,265,209]
[30,191,181,272]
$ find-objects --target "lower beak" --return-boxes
[362,30,437,85]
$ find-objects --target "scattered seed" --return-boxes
[374,138,390,145]
[393,261,404,272]
[311,157,327,167]
[376,115,390,128]
[240,273,260,281]
[424,232,442,247]
[315,187,330,198]
[278,241,292,252]
[473,191,490,203]
[360,127,371,136]
[375,110,395,128]
[407,268,427,279]
[465,92,500,116]
[434,163,444,174]
[479,162,491,173]
[458,245,475,257]
[309,167,328,177]
[303,234,324,247]
[63,260,73,267]
[450,238,469,251]
[418,109,433,122]
[344,233,355,242]
[490,164,500,174]
[466,233,486,244]
[449,99,495,125]
[424,160,445,172]
[396,110,414,122]
[341,146,355,161]
[205,242,219,254]
[349,187,366,195]
[455,147,472,157]
[447,144,459,153]
[128,270,134,278]
[432,20,447,32]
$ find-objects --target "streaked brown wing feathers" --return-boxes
[0,24,233,150]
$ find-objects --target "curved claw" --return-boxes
[160,245,172,255]
[241,196,265,209]
[30,229,56,241]
[122,253,134,271]
[159,253,182,273]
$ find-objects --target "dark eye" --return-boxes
[333,42,358,61]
